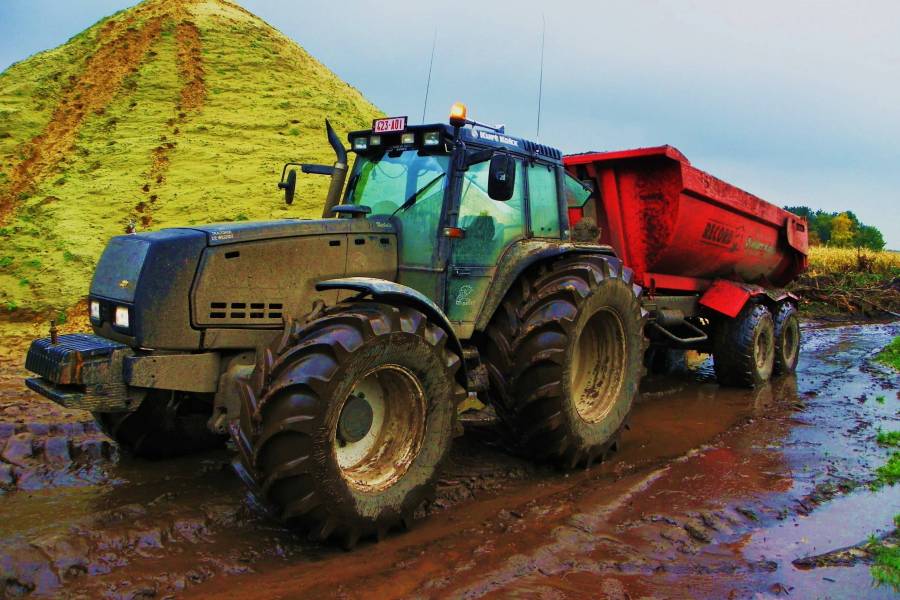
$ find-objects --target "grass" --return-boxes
[871,515,900,590]
[792,247,900,317]
[876,431,900,447]
[0,0,382,315]
[807,246,900,277]
[874,453,900,489]
[876,336,900,371]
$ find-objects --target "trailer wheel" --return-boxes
[773,302,800,375]
[93,391,225,459]
[713,303,775,387]
[231,302,464,547]
[482,254,645,468]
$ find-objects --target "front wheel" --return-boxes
[231,302,465,547]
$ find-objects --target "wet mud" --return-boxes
[0,321,897,599]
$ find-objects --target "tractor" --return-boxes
[24,102,801,547]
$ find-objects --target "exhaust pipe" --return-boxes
[322,119,349,218]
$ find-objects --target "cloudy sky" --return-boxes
[2,0,898,247]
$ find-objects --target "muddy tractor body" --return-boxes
[24,106,806,545]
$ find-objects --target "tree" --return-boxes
[830,212,854,247]
[785,205,885,250]
[854,224,885,251]
[815,212,834,245]
[785,206,811,219]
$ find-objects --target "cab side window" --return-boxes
[455,158,525,265]
[527,163,561,238]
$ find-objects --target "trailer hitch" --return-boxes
[647,320,708,346]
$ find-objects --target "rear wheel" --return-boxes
[93,391,225,459]
[482,254,645,468]
[713,303,775,387]
[231,302,464,547]
[773,302,800,375]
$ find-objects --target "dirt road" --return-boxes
[0,321,897,599]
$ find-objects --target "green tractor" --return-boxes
[24,104,645,546]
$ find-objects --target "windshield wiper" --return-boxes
[391,173,446,216]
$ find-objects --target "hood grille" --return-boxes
[209,302,283,322]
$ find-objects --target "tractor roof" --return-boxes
[348,122,562,164]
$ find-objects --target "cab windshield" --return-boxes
[348,150,450,266]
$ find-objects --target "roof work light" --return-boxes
[449,102,468,126]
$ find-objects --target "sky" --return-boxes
[1,0,898,247]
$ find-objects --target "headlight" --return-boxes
[90,301,101,321]
[401,133,415,145]
[352,137,368,151]
[369,135,381,146]
[114,306,130,328]
[423,131,441,146]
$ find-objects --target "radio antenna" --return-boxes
[421,28,437,123]
[536,13,546,139]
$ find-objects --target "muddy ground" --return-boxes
[0,320,897,599]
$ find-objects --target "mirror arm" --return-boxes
[280,162,335,181]
[300,164,335,176]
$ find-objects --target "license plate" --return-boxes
[373,116,407,133]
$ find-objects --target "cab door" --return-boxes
[445,157,526,337]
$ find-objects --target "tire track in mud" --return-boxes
[134,18,205,229]
[0,14,165,224]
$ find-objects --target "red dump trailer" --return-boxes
[564,146,809,386]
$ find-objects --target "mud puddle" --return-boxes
[0,321,897,598]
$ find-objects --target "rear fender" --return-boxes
[315,277,466,385]
[699,279,798,318]
[473,241,617,332]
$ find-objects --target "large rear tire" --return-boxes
[773,302,800,375]
[713,303,776,387]
[93,391,225,459]
[482,254,645,468]
[231,302,464,547]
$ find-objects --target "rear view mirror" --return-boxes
[278,169,297,205]
[488,154,515,201]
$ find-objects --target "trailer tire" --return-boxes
[713,303,775,387]
[93,391,225,459]
[482,254,645,468]
[231,302,464,548]
[773,302,800,375]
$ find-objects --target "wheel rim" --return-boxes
[755,326,775,372]
[782,316,800,364]
[571,308,627,423]
[334,364,426,493]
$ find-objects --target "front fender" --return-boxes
[315,277,467,384]
[473,241,617,332]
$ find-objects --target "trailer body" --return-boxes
[564,146,807,318]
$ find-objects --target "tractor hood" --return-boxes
[90,217,398,351]
[189,216,395,246]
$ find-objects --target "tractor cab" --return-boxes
[329,104,582,332]
[274,104,593,335]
